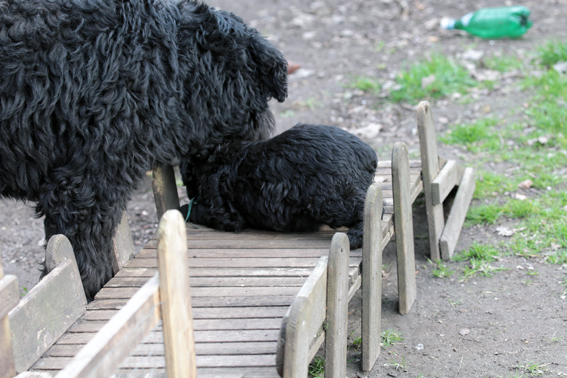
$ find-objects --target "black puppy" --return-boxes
[179,124,377,249]
[0,0,287,300]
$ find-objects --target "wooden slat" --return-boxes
[393,142,416,315]
[10,235,87,373]
[112,211,135,274]
[106,276,308,288]
[152,165,180,222]
[125,257,360,269]
[115,267,316,278]
[0,256,17,378]
[137,248,333,258]
[96,286,301,300]
[325,233,349,378]
[431,160,461,206]
[55,329,281,345]
[54,274,161,378]
[417,100,444,261]
[361,184,382,371]
[440,167,476,259]
[144,239,334,249]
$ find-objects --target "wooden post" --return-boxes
[361,184,382,371]
[417,101,445,261]
[152,165,180,222]
[325,233,349,378]
[157,210,196,378]
[392,142,416,314]
[440,167,476,259]
[0,254,17,378]
[282,296,311,378]
[111,211,135,274]
[10,235,87,373]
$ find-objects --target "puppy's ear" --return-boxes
[248,35,288,103]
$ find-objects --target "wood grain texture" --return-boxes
[54,274,161,378]
[0,255,17,378]
[325,233,349,378]
[112,211,135,274]
[440,167,475,259]
[431,159,459,206]
[152,165,180,222]
[157,210,197,378]
[361,184,382,371]
[10,250,86,373]
[417,100,444,261]
[44,235,75,273]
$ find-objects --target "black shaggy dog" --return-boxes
[0,0,287,300]
[179,124,378,249]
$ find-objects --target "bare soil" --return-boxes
[2,0,567,376]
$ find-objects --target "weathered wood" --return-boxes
[138,248,332,258]
[431,160,461,206]
[325,233,349,378]
[106,276,307,288]
[10,237,87,373]
[144,238,334,249]
[440,167,476,259]
[0,275,19,321]
[157,210,197,378]
[417,100,444,261]
[117,267,315,278]
[277,257,328,377]
[96,286,301,300]
[87,295,296,309]
[13,373,52,378]
[152,165,180,222]
[0,256,17,378]
[112,211,135,274]
[361,184,382,371]
[44,235,75,273]
[55,274,161,378]
[392,142,416,315]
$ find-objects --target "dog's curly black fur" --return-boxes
[179,124,378,249]
[0,0,287,300]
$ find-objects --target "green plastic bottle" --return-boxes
[441,6,532,39]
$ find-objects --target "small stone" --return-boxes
[459,328,470,336]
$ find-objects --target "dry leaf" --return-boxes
[496,226,514,237]
[518,179,533,189]
[287,61,301,75]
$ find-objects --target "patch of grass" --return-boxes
[483,54,524,72]
[349,330,362,350]
[505,199,536,219]
[547,331,561,343]
[440,118,500,153]
[536,40,567,67]
[389,53,476,103]
[461,258,507,280]
[516,361,549,376]
[453,243,500,262]
[279,110,295,118]
[308,356,325,378]
[431,259,455,278]
[546,249,567,264]
[381,329,404,348]
[465,202,505,225]
[387,356,407,371]
[474,170,517,199]
[350,76,381,93]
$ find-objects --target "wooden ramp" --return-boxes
[28,160,423,377]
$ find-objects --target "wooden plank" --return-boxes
[0,256,17,378]
[325,233,349,378]
[10,235,87,373]
[54,274,161,378]
[96,286,301,300]
[152,165,180,222]
[182,232,337,241]
[111,211,135,274]
[392,142,416,315]
[115,267,315,278]
[361,184,382,371]
[431,160,461,206]
[114,367,278,378]
[47,341,278,357]
[106,276,308,288]
[0,275,19,320]
[87,295,296,309]
[137,248,332,258]
[84,306,289,321]
[278,257,328,378]
[55,329,280,345]
[440,167,476,259]
[124,257,361,269]
[157,210,196,378]
[144,238,334,249]
[417,100,444,261]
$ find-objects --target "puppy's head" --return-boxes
[177,2,287,152]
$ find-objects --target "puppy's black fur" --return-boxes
[179,124,377,249]
[0,0,287,300]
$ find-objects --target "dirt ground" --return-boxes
[1,0,567,376]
